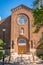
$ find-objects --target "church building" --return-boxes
[0,5,43,54]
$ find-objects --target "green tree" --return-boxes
[0,39,6,49]
[0,39,6,60]
[33,0,39,6]
[33,0,43,33]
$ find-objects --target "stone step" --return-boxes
[2,53,42,63]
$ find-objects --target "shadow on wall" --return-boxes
[36,49,43,60]
[36,36,43,55]
[36,49,43,55]
[35,36,43,59]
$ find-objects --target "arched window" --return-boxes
[18,39,26,45]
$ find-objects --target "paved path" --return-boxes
[0,53,43,65]
[0,62,43,65]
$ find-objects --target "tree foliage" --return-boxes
[33,0,39,6]
[0,39,6,49]
[0,39,6,60]
[33,0,43,33]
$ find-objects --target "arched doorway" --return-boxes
[17,36,29,54]
[18,39,26,54]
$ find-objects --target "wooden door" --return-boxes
[18,45,26,54]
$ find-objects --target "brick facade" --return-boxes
[0,5,43,53]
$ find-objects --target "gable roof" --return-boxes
[0,16,11,24]
[11,4,32,11]
[0,5,32,21]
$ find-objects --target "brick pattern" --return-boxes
[0,5,43,53]
[0,16,11,48]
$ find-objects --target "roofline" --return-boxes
[11,4,32,11]
[1,15,11,22]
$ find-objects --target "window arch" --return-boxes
[17,14,28,25]
[18,39,26,44]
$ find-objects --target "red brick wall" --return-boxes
[0,16,11,48]
[11,5,34,53]
[0,5,43,52]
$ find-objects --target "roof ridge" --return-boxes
[11,4,32,11]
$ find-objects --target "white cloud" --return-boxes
[0,17,1,21]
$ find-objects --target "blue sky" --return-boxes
[0,0,34,19]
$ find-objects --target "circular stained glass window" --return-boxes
[18,16,27,25]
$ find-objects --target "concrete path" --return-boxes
[0,53,43,65]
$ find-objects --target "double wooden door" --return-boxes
[18,45,26,54]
